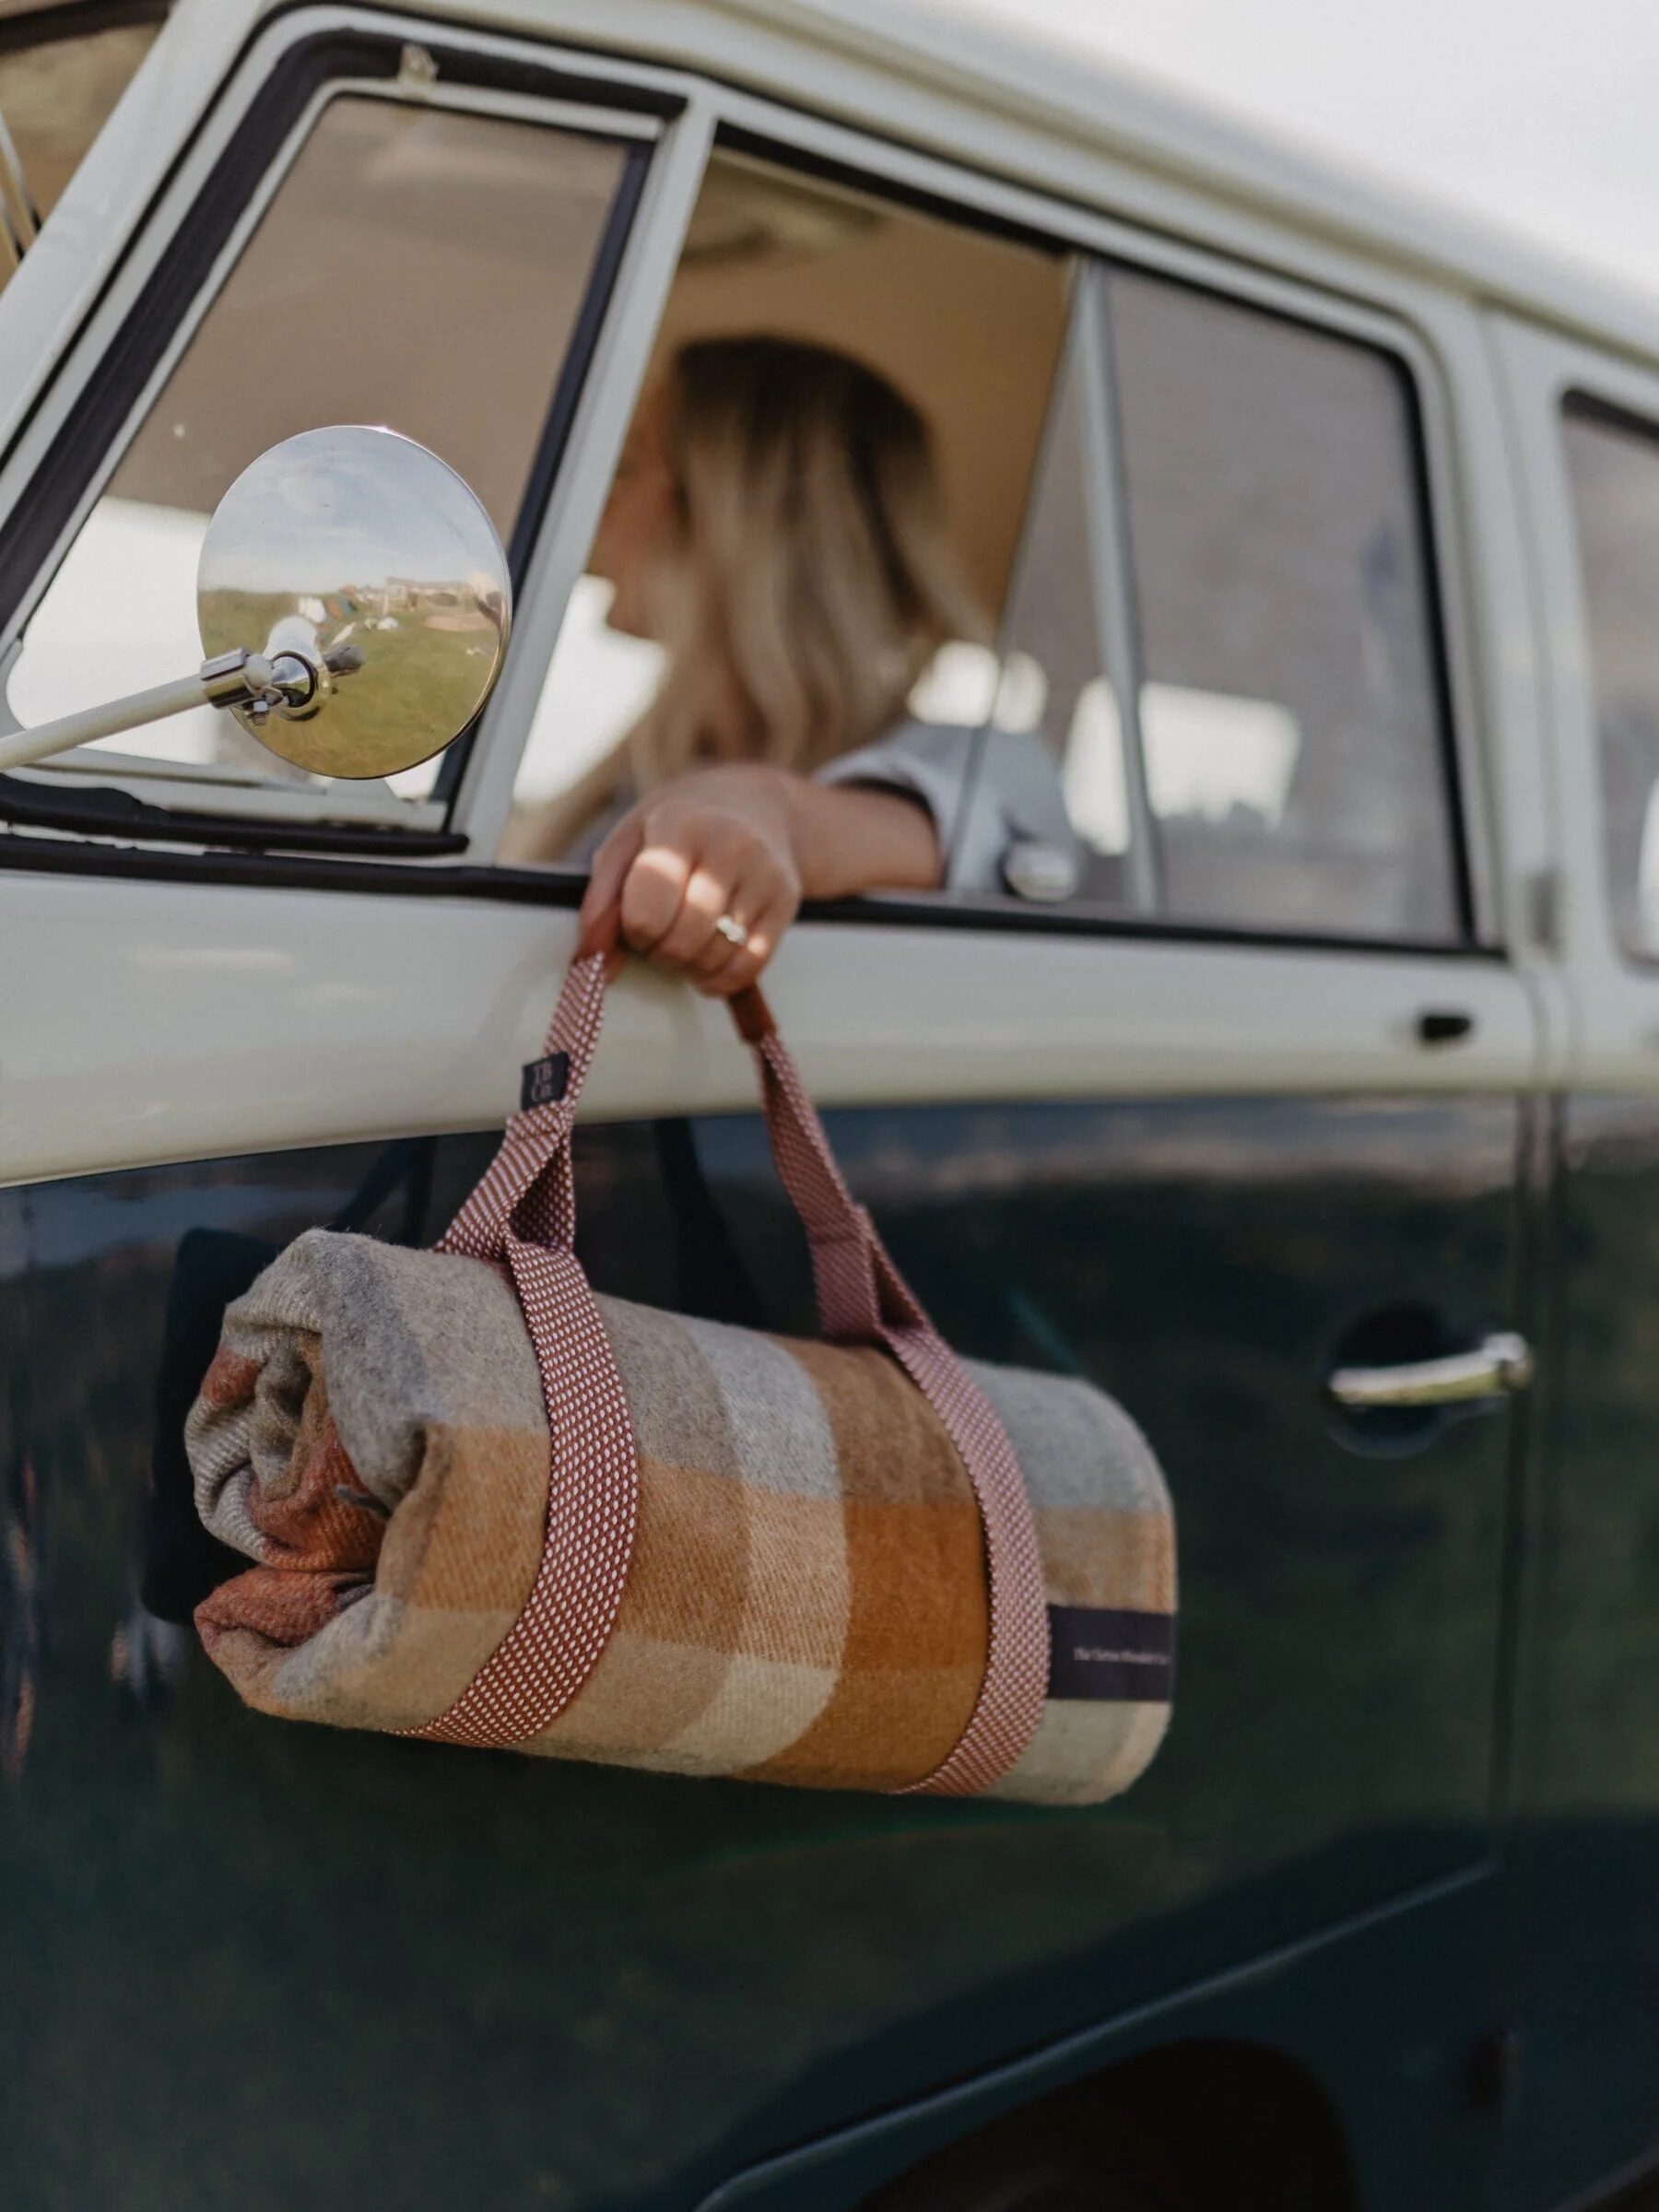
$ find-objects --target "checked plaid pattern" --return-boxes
[189,952,1175,1805]
[736,994,1050,1796]
[409,953,1048,1793]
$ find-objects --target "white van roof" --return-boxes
[15,0,1659,371]
[500,0,1659,364]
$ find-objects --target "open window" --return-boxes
[495,135,1464,955]
[499,145,1072,865]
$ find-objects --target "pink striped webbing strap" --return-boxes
[401,948,629,1749]
[406,949,1049,1795]
[728,985,1049,1796]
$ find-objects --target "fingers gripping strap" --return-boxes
[748,1030,1050,1796]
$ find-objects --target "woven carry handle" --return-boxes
[407,946,1049,1795]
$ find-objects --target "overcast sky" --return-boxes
[932,0,1659,301]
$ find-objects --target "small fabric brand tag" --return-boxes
[1046,1605,1175,1702]
[520,1051,571,1112]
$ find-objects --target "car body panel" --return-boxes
[1,1081,1525,2208]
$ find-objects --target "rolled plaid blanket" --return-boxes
[191,1229,1174,1804]
[189,948,1176,1804]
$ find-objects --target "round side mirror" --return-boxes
[196,425,512,780]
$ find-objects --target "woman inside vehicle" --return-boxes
[504,334,1074,991]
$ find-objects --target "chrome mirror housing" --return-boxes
[196,426,511,779]
[0,425,512,782]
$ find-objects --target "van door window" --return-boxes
[1560,399,1659,960]
[3,90,641,813]
[498,147,1067,866]
[1104,268,1462,944]
[952,266,1464,943]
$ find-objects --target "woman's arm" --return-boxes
[578,761,940,994]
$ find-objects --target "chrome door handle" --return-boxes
[1327,1331,1533,1409]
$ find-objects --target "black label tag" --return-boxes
[1046,1605,1175,1703]
[519,1051,571,1112]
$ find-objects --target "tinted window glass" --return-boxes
[1108,269,1461,941]
[5,95,632,802]
[1561,403,1659,960]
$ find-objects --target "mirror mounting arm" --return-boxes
[0,647,326,777]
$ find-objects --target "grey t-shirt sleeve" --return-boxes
[817,718,1083,896]
[817,722,977,845]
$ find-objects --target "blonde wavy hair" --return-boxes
[518,335,984,858]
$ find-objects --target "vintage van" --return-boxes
[1,2,1656,2207]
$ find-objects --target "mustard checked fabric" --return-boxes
[190,1229,1174,1804]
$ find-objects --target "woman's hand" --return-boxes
[579,765,800,995]
[578,762,940,995]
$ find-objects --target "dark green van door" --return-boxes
[0,1034,1535,2212]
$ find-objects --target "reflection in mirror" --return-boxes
[3,94,629,799]
[0,426,512,784]
[196,426,511,780]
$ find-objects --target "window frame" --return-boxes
[0,9,677,850]
[0,2,1498,962]
[940,248,1477,949]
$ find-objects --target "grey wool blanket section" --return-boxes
[190,1230,1176,1803]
